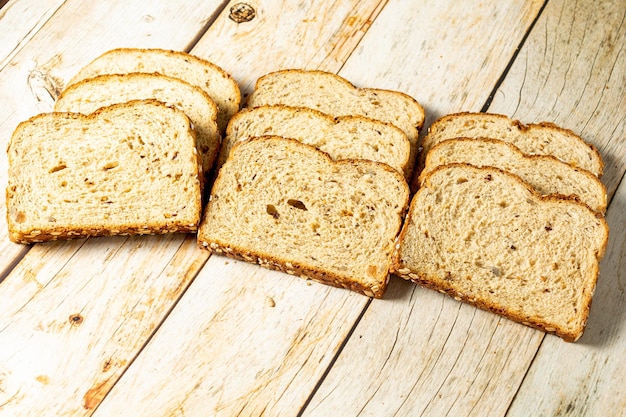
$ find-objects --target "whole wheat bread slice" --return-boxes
[246,69,425,178]
[392,163,608,342]
[199,136,409,298]
[419,112,604,178]
[220,104,411,178]
[54,73,220,184]
[67,48,240,132]
[6,100,202,243]
[420,138,607,212]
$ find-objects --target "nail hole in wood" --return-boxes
[69,314,84,326]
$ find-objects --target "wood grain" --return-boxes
[96,0,545,416]
[0,0,66,70]
[93,257,367,417]
[191,0,390,95]
[0,1,225,414]
[303,1,547,415]
[0,234,208,415]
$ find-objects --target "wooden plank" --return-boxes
[190,0,389,94]
[94,1,545,416]
[0,0,226,276]
[492,0,626,415]
[0,234,208,416]
[490,0,626,198]
[0,0,66,69]
[302,1,549,416]
[93,257,367,417]
[0,1,227,414]
[339,0,546,128]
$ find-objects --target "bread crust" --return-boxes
[416,112,605,187]
[7,100,202,244]
[393,163,609,342]
[199,136,409,298]
[420,137,607,212]
[222,104,411,178]
[67,47,241,132]
[250,69,425,131]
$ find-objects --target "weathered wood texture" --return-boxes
[93,257,367,417]
[0,234,208,416]
[0,0,66,69]
[1,0,624,416]
[192,0,390,94]
[94,1,546,416]
[0,0,223,414]
[490,0,626,198]
[496,1,626,415]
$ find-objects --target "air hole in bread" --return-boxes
[49,164,67,173]
[456,177,468,184]
[102,161,119,170]
[266,204,279,219]
[287,199,307,210]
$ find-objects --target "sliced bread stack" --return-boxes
[66,48,241,133]
[201,70,422,297]
[220,105,411,179]
[394,112,609,341]
[56,48,241,184]
[6,100,202,243]
[6,49,241,243]
[242,69,425,179]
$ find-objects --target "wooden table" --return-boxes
[0,1,624,415]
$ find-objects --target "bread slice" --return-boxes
[67,48,241,132]
[220,104,411,179]
[198,136,410,298]
[246,69,425,177]
[392,163,608,342]
[55,73,220,184]
[419,112,604,177]
[420,138,607,212]
[6,100,202,244]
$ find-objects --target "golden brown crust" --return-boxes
[416,112,605,185]
[10,223,199,244]
[250,69,425,131]
[69,47,241,107]
[420,137,607,212]
[199,239,387,298]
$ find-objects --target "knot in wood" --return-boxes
[69,314,84,327]
[229,3,256,23]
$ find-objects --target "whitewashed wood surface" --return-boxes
[0,0,624,416]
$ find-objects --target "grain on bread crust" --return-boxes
[55,73,220,185]
[6,100,202,244]
[420,137,607,212]
[67,48,241,132]
[246,69,424,179]
[220,104,411,179]
[418,112,604,178]
[198,136,410,298]
[393,163,609,341]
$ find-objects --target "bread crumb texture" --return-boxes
[6,100,202,243]
[198,136,409,298]
[393,164,608,342]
